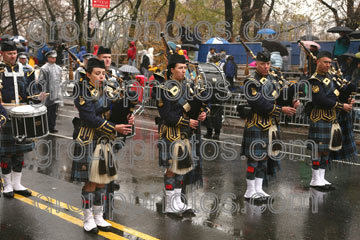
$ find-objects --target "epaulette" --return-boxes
[308,73,323,84]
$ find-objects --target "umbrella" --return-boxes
[257,28,276,34]
[349,31,360,39]
[205,37,229,44]
[180,43,199,51]
[299,41,321,50]
[327,26,353,33]
[339,53,356,59]
[300,35,319,41]
[119,64,140,74]
[10,35,27,43]
[261,40,288,56]
[167,41,176,52]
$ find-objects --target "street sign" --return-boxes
[92,0,110,9]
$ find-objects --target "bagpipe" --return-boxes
[239,38,256,76]
[237,39,256,118]
[63,44,139,138]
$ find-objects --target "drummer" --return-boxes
[0,40,45,198]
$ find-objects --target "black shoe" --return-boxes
[113,182,120,191]
[50,129,58,133]
[212,134,220,140]
[183,208,196,217]
[14,189,32,197]
[97,225,112,232]
[203,134,212,139]
[3,191,14,198]
[84,227,99,234]
[310,185,330,192]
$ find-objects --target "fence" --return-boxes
[141,86,360,133]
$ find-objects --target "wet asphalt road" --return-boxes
[1,104,360,240]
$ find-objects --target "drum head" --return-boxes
[9,105,47,117]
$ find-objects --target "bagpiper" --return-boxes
[307,51,355,190]
[241,51,299,201]
[156,53,205,214]
[70,58,134,233]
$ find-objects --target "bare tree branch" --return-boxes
[318,0,340,25]
[154,0,167,19]
[98,0,126,23]
[264,0,275,23]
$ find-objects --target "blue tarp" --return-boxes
[198,40,360,65]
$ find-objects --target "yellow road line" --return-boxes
[30,189,160,240]
[107,220,160,240]
[14,193,127,240]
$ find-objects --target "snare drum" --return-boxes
[8,105,49,141]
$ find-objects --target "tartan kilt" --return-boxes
[70,141,95,182]
[308,119,332,152]
[241,125,276,159]
[0,120,34,156]
[330,111,358,161]
[158,137,172,168]
[183,133,203,190]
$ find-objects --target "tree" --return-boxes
[72,0,85,47]
[166,0,176,37]
[238,0,264,40]
[224,0,233,41]
[318,0,360,30]
[8,0,18,35]
[129,0,142,39]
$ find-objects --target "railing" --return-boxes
[142,89,360,132]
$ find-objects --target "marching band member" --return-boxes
[156,53,204,214]
[0,41,35,198]
[71,58,134,233]
[74,53,95,83]
[308,51,354,190]
[241,51,298,201]
[97,46,122,82]
[38,50,63,133]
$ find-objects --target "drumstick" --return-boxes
[26,93,50,99]
[2,103,26,106]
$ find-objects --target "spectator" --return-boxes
[219,50,227,69]
[333,32,350,67]
[176,44,184,55]
[140,47,154,78]
[270,51,283,69]
[342,56,357,81]
[210,55,220,66]
[206,48,216,63]
[37,43,51,66]
[77,46,87,62]
[223,55,237,90]
[127,41,137,67]
[182,49,189,60]
[93,44,99,56]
